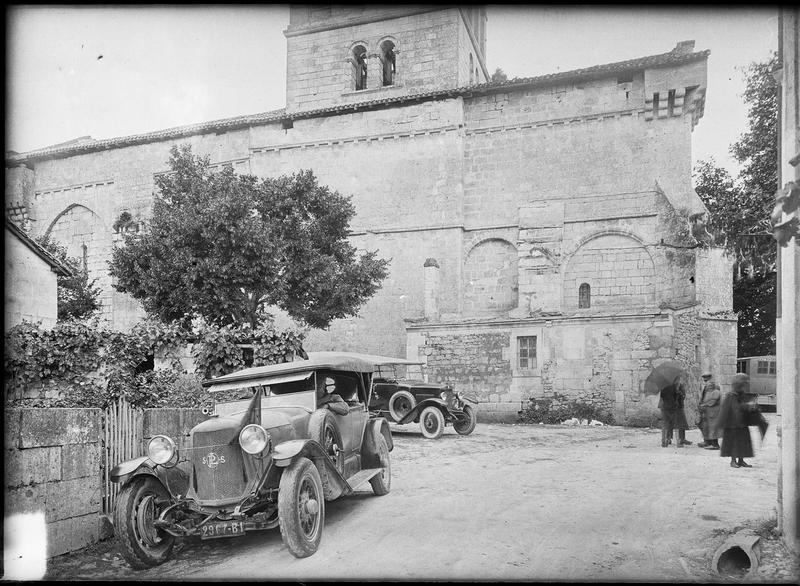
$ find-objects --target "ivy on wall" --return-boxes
[4,317,306,409]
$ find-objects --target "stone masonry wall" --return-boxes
[4,228,60,330]
[4,409,106,558]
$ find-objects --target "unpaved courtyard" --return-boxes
[44,416,798,582]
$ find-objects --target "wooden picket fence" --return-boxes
[102,398,143,515]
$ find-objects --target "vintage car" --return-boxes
[370,361,477,439]
[110,352,395,569]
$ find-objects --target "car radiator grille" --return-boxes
[190,430,246,502]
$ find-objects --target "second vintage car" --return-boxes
[370,360,478,439]
[110,352,395,569]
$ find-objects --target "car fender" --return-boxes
[110,456,189,498]
[361,418,393,468]
[397,397,448,425]
[273,439,349,500]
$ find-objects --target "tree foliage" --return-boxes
[693,53,778,355]
[35,235,102,321]
[491,67,508,83]
[109,145,389,330]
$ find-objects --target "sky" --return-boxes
[6,5,777,175]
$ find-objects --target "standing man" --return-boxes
[674,376,693,447]
[718,373,757,468]
[697,371,722,449]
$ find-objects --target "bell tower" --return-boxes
[283,5,488,113]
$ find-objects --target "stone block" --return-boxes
[5,410,22,450]
[5,447,61,486]
[45,477,102,523]
[61,443,102,481]
[46,514,102,558]
[4,484,46,516]
[18,409,101,448]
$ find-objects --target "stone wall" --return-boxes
[4,226,60,330]
[4,409,106,558]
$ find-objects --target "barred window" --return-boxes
[518,336,537,369]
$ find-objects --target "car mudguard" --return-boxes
[272,439,349,500]
[361,418,393,469]
[397,397,448,425]
[110,456,189,498]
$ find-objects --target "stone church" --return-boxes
[5,6,737,421]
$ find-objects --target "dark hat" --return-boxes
[701,372,712,378]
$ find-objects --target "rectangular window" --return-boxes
[769,361,776,375]
[757,360,769,375]
[518,336,537,369]
[736,360,747,374]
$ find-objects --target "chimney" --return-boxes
[673,40,695,55]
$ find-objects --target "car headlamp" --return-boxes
[148,435,176,465]
[239,424,270,455]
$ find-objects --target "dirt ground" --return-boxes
[39,415,799,582]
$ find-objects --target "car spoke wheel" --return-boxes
[419,406,445,439]
[368,434,391,496]
[453,404,477,435]
[113,476,175,570]
[388,390,416,422]
[278,457,325,558]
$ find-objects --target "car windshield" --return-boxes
[210,372,317,416]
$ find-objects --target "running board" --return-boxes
[345,468,382,490]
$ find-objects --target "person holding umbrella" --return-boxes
[646,360,693,447]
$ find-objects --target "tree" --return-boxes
[491,67,508,83]
[693,53,778,355]
[35,235,102,321]
[109,145,389,330]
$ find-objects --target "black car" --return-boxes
[110,352,394,569]
[369,361,477,439]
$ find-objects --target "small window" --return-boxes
[518,336,537,369]
[469,54,474,84]
[769,361,776,375]
[757,360,769,375]
[352,45,368,91]
[736,360,748,374]
[578,283,591,308]
[380,40,396,86]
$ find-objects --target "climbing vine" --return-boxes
[4,317,306,408]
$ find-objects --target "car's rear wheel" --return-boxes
[419,406,445,439]
[308,409,344,474]
[388,390,416,422]
[453,404,477,435]
[278,457,324,558]
[368,434,391,496]
[113,476,175,570]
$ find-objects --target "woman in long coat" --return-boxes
[718,373,756,468]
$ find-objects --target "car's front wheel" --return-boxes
[453,404,477,435]
[419,406,445,439]
[113,476,175,570]
[278,457,325,558]
[368,434,391,496]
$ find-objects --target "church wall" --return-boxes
[407,312,686,423]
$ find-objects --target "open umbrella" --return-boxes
[644,360,686,395]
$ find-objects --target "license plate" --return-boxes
[200,521,245,539]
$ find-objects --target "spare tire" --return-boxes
[388,390,416,422]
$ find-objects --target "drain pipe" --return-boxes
[712,530,761,578]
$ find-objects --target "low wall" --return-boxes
[4,406,207,560]
[4,408,106,558]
